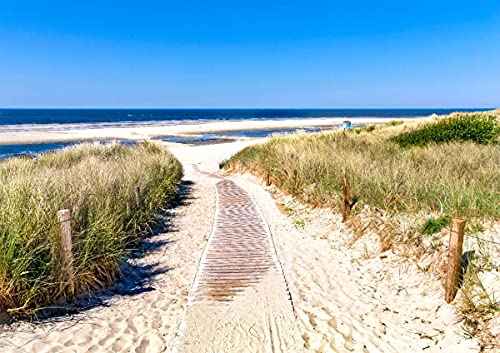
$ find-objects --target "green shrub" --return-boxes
[354,124,376,134]
[391,114,499,148]
[386,120,404,127]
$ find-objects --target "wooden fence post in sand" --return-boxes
[342,177,351,223]
[445,218,466,303]
[135,186,142,208]
[266,172,271,186]
[292,169,298,197]
[57,209,74,298]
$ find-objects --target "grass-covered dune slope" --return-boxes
[226,110,500,348]
[226,110,499,219]
[0,142,182,318]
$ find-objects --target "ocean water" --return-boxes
[0,140,137,160]
[0,108,489,126]
[153,126,325,145]
[0,108,489,159]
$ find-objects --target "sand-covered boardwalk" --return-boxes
[175,177,300,352]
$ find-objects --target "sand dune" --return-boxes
[0,164,216,353]
[1,138,479,352]
[233,173,478,352]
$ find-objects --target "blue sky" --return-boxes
[0,1,499,108]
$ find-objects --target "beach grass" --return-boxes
[0,142,182,318]
[225,111,500,218]
[225,110,500,347]
[391,113,499,147]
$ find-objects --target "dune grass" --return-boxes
[0,142,182,318]
[226,111,500,348]
[391,113,499,147]
[225,112,500,219]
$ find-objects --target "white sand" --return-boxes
[174,176,302,353]
[0,132,480,352]
[0,117,417,145]
[231,173,479,353]
[0,162,217,353]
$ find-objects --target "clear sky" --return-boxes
[0,0,499,108]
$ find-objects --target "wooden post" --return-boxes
[292,169,297,196]
[135,186,142,207]
[342,177,351,223]
[266,172,271,186]
[57,209,74,298]
[445,218,466,303]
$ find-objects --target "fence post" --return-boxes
[57,209,74,298]
[342,177,351,223]
[135,186,142,207]
[292,169,297,197]
[445,218,466,303]
[266,172,271,186]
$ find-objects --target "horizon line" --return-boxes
[0,106,496,110]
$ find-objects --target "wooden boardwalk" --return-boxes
[190,179,289,302]
[174,176,299,352]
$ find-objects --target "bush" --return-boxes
[391,114,499,148]
[0,142,182,317]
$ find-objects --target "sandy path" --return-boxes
[232,173,479,353]
[174,177,300,352]
[0,139,274,353]
[0,165,217,353]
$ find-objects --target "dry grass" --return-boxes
[0,142,182,318]
[226,111,499,218]
[458,252,499,350]
[226,110,500,348]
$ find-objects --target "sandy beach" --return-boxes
[0,124,483,352]
[0,117,421,145]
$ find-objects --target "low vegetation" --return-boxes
[421,215,451,235]
[391,113,499,148]
[226,112,499,218]
[225,111,500,348]
[458,253,499,349]
[0,142,182,318]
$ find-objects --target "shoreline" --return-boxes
[0,116,424,146]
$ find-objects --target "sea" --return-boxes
[0,108,489,159]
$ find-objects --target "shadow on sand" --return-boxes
[22,179,196,323]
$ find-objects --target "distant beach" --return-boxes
[0,108,489,159]
[1,108,487,126]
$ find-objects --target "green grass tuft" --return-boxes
[420,215,451,235]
